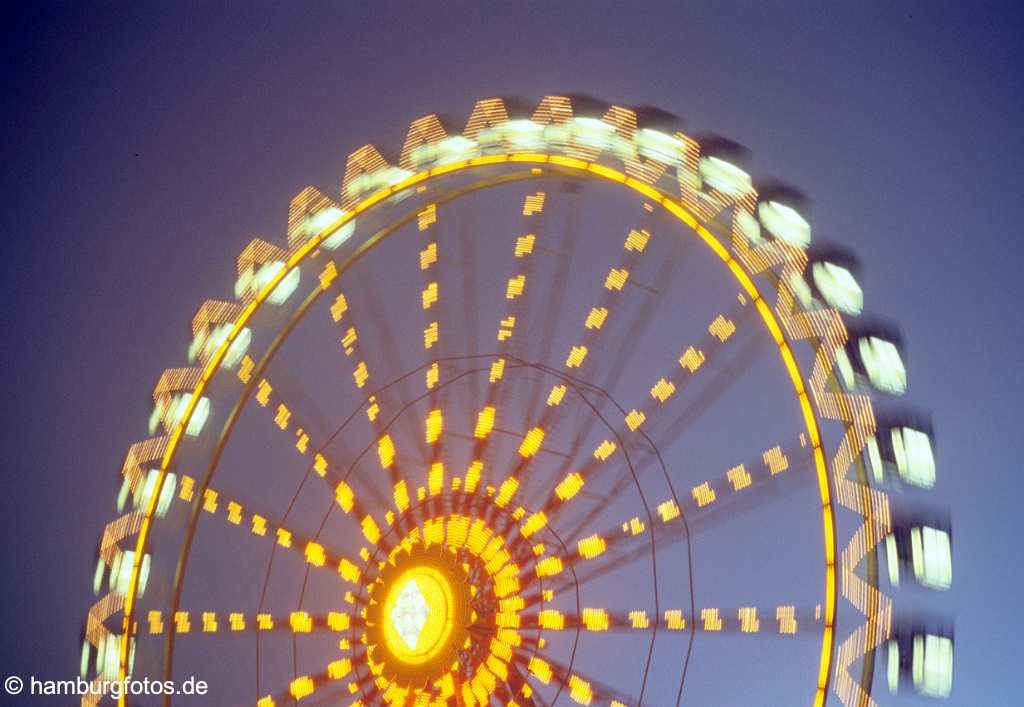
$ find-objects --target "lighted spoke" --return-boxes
[172,477,366,588]
[548,439,814,593]
[143,609,358,637]
[522,604,821,637]
[522,653,645,707]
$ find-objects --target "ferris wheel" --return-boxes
[82,95,954,706]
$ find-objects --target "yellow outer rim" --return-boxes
[119,153,836,707]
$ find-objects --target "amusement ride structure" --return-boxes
[82,95,953,706]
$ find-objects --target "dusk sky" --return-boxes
[2,2,1022,704]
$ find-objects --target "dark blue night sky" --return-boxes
[2,2,1021,704]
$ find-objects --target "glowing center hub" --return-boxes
[390,579,430,649]
[382,566,454,663]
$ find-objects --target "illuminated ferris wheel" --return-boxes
[82,95,954,706]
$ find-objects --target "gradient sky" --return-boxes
[2,1,1022,704]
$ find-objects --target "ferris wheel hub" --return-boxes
[367,544,473,688]
[383,565,456,661]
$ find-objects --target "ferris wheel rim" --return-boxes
[118,156,839,706]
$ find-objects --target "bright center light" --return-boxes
[381,566,454,664]
[390,579,430,649]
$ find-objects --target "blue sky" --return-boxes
[1,2,1021,703]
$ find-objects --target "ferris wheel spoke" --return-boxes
[528,297,753,520]
[256,652,363,707]
[331,644,376,705]
[415,201,446,400]
[142,609,359,638]
[445,406,573,533]
[424,208,489,526]
[543,306,760,534]
[520,605,822,638]
[563,429,811,547]
[527,206,662,446]
[614,304,753,447]
[246,369,392,513]
[241,375,389,549]
[363,264,436,460]
[441,356,633,523]
[483,188,549,369]
[553,214,660,386]
[248,373,336,466]
[451,189,551,510]
[330,265,431,464]
[315,344,488,545]
[364,361,514,543]
[521,653,649,707]
[520,181,584,417]
[546,219,688,433]
[171,478,364,587]
[258,282,405,514]
[539,439,814,593]
[450,198,484,409]
[303,357,530,565]
[499,662,547,707]
[414,203,472,521]
[639,317,763,455]
[201,367,385,538]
